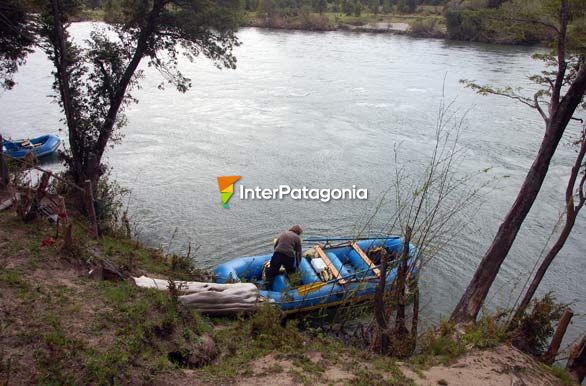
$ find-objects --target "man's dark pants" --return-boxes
[266,251,296,288]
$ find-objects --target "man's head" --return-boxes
[289,225,303,235]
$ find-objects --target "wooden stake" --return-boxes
[543,308,573,364]
[36,172,51,200]
[0,135,9,188]
[62,222,73,252]
[84,179,99,238]
[566,334,586,384]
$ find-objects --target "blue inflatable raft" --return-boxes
[2,135,61,159]
[214,237,419,315]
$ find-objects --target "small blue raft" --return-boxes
[2,135,61,159]
[215,237,419,315]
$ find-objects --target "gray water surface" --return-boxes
[1,23,584,344]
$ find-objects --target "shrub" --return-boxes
[409,18,445,38]
[511,293,566,356]
[463,310,509,349]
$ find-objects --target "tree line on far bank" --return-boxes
[80,0,569,45]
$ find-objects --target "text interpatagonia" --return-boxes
[239,184,368,203]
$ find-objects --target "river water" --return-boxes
[1,23,584,344]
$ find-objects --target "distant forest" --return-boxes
[82,0,554,45]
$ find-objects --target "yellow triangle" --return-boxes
[221,185,234,193]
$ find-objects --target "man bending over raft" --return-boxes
[266,225,303,287]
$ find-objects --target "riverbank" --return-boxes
[0,209,575,385]
[241,11,446,38]
[74,8,446,38]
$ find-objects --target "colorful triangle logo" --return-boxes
[217,176,240,208]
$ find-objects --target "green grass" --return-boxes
[543,364,575,386]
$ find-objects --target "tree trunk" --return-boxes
[388,226,415,357]
[84,180,99,238]
[373,250,390,354]
[411,284,419,343]
[394,226,412,335]
[47,0,83,181]
[542,308,573,364]
[450,60,586,324]
[513,134,585,321]
[47,0,165,192]
[566,334,586,384]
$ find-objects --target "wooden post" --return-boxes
[62,222,73,252]
[84,179,99,238]
[36,172,51,200]
[566,334,586,384]
[0,135,9,188]
[542,308,573,364]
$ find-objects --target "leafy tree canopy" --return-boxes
[31,0,241,186]
[0,0,35,89]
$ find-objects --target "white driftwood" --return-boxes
[0,198,13,211]
[132,276,264,316]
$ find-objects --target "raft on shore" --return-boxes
[134,237,418,316]
[214,237,419,315]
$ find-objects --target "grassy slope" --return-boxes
[0,209,574,385]
[0,211,414,385]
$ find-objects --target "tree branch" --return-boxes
[534,93,549,123]
[95,0,166,162]
[550,0,569,114]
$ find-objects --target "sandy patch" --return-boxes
[401,345,564,386]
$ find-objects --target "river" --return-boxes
[1,23,584,345]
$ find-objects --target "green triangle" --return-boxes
[221,191,233,208]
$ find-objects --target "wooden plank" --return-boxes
[351,242,381,277]
[314,246,347,285]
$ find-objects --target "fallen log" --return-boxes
[133,276,264,316]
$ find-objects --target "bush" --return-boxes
[511,293,566,356]
[444,7,547,44]
[409,18,445,38]
[463,311,509,349]
[445,9,487,40]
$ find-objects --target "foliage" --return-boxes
[409,17,442,37]
[511,293,566,356]
[94,174,129,233]
[32,0,241,196]
[202,305,304,378]
[445,7,545,44]
[543,364,576,386]
[462,310,509,349]
[0,0,36,89]
[416,320,465,362]
[414,312,509,365]
[450,0,586,323]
